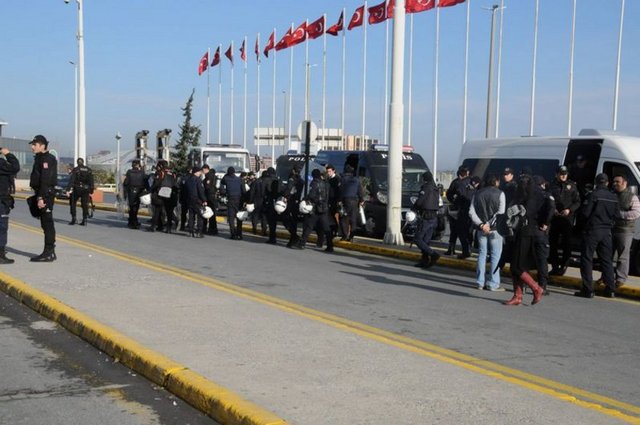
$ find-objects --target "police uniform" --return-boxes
[0,151,20,263]
[413,174,441,268]
[67,160,94,225]
[149,164,178,233]
[532,177,555,293]
[220,167,246,240]
[339,167,364,242]
[549,168,581,275]
[185,169,207,238]
[261,168,280,244]
[283,170,305,247]
[296,171,334,252]
[203,169,219,235]
[122,162,146,229]
[248,175,267,235]
[29,136,58,261]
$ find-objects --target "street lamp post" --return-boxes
[282,90,287,154]
[66,0,87,160]
[115,132,122,217]
[483,5,499,139]
[69,61,78,163]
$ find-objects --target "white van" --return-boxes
[459,129,640,273]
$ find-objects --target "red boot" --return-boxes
[503,280,523,306]
[519,272,543,305]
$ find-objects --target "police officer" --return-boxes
[413,171,441,268]
[219,166,246,240]
[148,160,178,233]
[29,135,58,262]
[0,147,20,264]
[532,175,555,295]
[295,169,334,253]
[122,159,146,229]
[66,158,94,225]
[576,173,619,298]
[339,165,364,242]
[283,165,305,247]
[248,170,267,235]
[501,167,518,206]
[185,166,207,238]
[261,167,280,244]
[325,164,342,237]
[549,165,581,276]
[201,164,219,235]
[445,166,470,256]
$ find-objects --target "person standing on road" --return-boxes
[503,175,545,306]
[283,165,305,247]
[413,171,441,269]
[339,165,364,242]
[576,173,620,299]
[29,135,58,262]
[445,166,469,256]
[201,165,219,235]
[248,170,266,236]
[500,167,518,206]
[549,165,581,276]
[325,164,342,237]
[148,160,178,233]
[219,166,245,240]
[295,169,334,252]
[532,175,555,295]
[0,147,20,264]
[66,158,94,226]
[185,167,207,238]
[469,174,505,291]
[123,159,146,229]
[607,175,640,288]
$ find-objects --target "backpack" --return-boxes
[495,204,528,238]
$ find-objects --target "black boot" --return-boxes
[31,249,56,262]
[0,249,15,264]
[324,232,334,253]
[79,218,87,226]
[69,217,76,225]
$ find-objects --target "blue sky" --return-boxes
[1,0,638,170]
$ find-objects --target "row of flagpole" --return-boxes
[197,0,628,171]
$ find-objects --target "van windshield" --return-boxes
[203,152,249,171]
[370,166,425,193]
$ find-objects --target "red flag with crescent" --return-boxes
[348,5,365,30]
[198,51,208,76]
[387,0,395,19]
[224,44,233,64]
[264,31,275,57]
[406,0,435,13]
[307,16,325,40]
[439,0,465,7]
[275,27,292,51]
[368,1,388,25]
[211,46,221,66]
[327,11,344,36]
[286,21,307,47]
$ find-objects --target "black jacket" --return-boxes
[68,165,94,192]
[185,174,207,208]
[306,178,329,214]
[0,153,20,197]
[123,168,146,192]
[340,173,364,201]
[203,171,218,202]
[580,186,620,231]
[30,152,58,198]
[414,181,439,219]
[550,178,581,217]
[220,173,245,199]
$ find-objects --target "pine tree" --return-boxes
[173,89,201,175]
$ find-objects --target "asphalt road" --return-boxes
[7,202,640,415]
[0,292,218,425]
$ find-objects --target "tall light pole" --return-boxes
[613,0,626,131]
[66,0,87,161]
[69,60,78,163]
[282,90,287,154]
[483,5,499,139]
[305,63,318,122]
[115,132,123,218]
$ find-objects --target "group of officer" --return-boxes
[121,160,365,253]
[446,162,639,299]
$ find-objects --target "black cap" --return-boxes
[504,167,514,175]
[595,173,609,184]
[533,175,547,186]
[576,155,585,161]
[557,165,569,174]
[470,176,481,185]
[30,134,48,146]
[191,166,202,174]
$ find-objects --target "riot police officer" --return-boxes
[122,159,146,229]
[295,169,334,253]
[283,165,305,247]
[0,147,20,264]
[67,158,94,226]
[248,170,267,235]
[185,167,207,238]
[532,175,555,295]
[201,164,219,235]
[339,165,364,242]
[261,167,280,244]
[219,166,246,240]
[29,135,58,262]
[148,160,178,233]
[549,165,581,276]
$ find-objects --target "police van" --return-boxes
[459,129,640,273]
[275,153,325,186]
[188,144,254,180]
[314,145,445,239]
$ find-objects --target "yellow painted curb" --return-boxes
[0,271,287,425]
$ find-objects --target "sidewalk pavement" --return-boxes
[0,224,632,425]
[12,193,640,301]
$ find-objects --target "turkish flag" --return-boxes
[275,27,292,51]
[240,40,246,62]
[368,1,388,25]
[286,22,307,47]
[406,0,435,13]
[198,51,208,76]
[225,44,233,64]
[327,11,344,36]
[348,5,365,30]
[387,0,395,19]
[211,47,221,66]
[255,35,260,62]
[264,31,275,57]
[439,0,465,6]
[307,16,325,40]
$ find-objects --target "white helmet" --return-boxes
[299,200,313,214]
[201,206,214,219]
[236,210,249,221]
[139,193,151,206]
[274,198,287,214]
[405,210,417,224]
[245,203,255,213]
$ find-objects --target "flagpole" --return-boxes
[407,13,414,147]
[206,47,211,144]
[529,0,539,136]
[433,1,440,178]
[495,0,505,138]
[243,36,248,149]
[341,8,347,149]
[383,9,389,145]
[322,13,327,150]
[288,23,294,153]
[272,29,277,163]
[218,44,222,144]
[613,0,625,131]
[230,41,235,145]
[257,33,261,156]
[568,0,576,136]
[304,19,310,122]
[462,0,470,145]
[362,0,368,149]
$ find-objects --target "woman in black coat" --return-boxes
[504,175,545,306]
